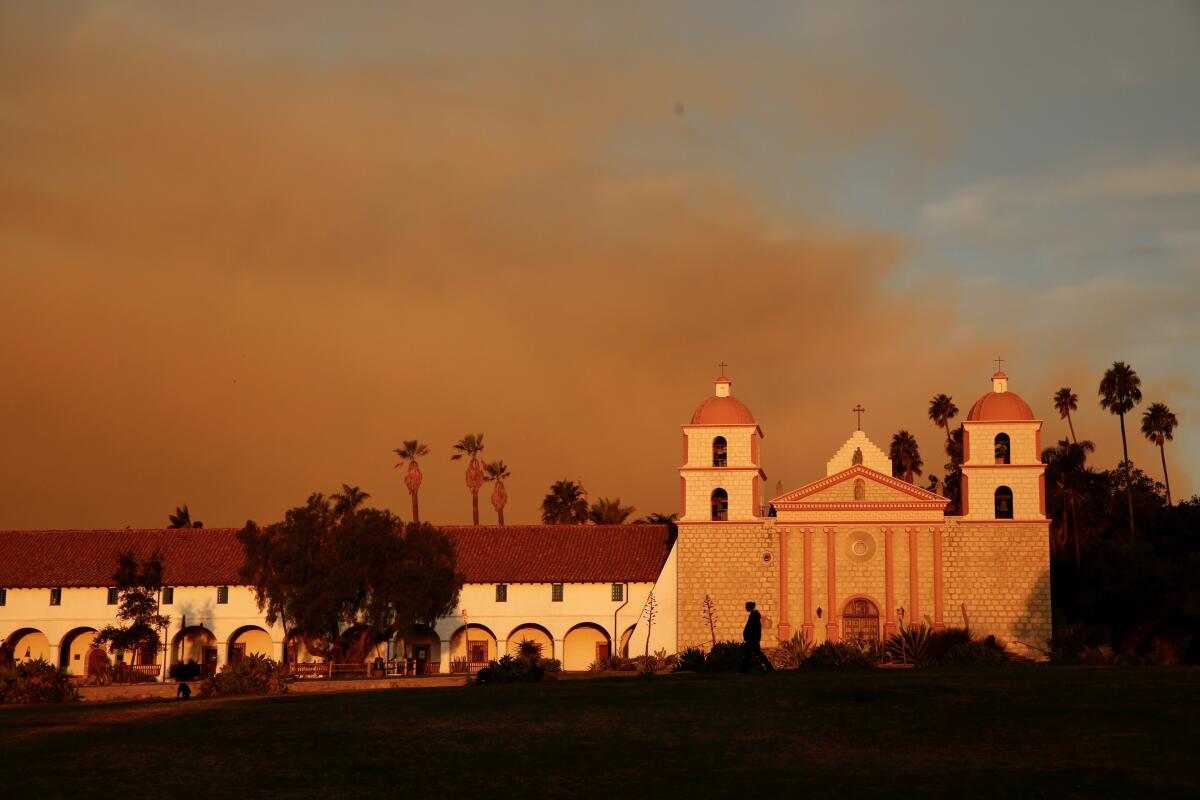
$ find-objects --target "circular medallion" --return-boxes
[847,531,876,562]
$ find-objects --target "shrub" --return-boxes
[0,659,80,704]
[200,654,289,697]
[802,641,877,669]
[477,653,544,684]
[702,641,745,672]
[885,624,933,667]
[1051,624,1114,665]
[772,631,814,669]
[673,647,705,672]
[941,639,1006,666]
[541,658,562,674]
[169,660,202,681]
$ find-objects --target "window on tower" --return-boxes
[711,489,729,521]
[853,479,866,501]
[994,433,1011,464]
[994,486,1014,519]
[712,436,728,467]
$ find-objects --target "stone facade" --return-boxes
[670,374,1054,659]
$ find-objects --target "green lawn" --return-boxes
[3,667,1198,798]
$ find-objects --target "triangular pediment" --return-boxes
[770,465,948,509]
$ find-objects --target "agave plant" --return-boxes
[885,623,933,667]
[771,630,814,669]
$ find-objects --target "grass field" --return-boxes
[3,667,1198,798]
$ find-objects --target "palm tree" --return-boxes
[588,497,635,525]
[1099,361,1142,539]
[1140,402,1178,506]
[483,461,511,525]
[888,430,923,484]
[393,440,431,523]
[1041,439,1096,568]
[928,394,959,454]
[167,504,202,529]
[331,484,370,517]
[541,480,589,524]
[635,512,679,525]
[1053,388,1079,444]
[451,433,486,525]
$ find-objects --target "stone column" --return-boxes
[932,527,945,631]
[776,528,791,642]
[273,640,286,663]
[49,644,62,671]
[825,527,838,642]
[907,528,920,625]
[884,528,897,636]
[215,641,228,671]
[553,638,565,664]
[496,639,508,660]
[438,639,451,673]
[802,528,814,640]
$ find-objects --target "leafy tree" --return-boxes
[94,551,171,680]
[888,430,923,484]
[237,491,463,664]
[168,504,202,529]
[393,440,431,522]
[484,461,511,525]
[589,496,635,525]
[1099,361,1142,539]
[331,484,370,517]
[541,479,589,524]
[1140,402,1178,506]
[1054,387,1079,444]
[451,433,486,525]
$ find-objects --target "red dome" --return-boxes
[691,395,756,425]
[967,391,1034,421]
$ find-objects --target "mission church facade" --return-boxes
[0,371,1051,678]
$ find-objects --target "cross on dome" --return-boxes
[995,356,1005,372]
[718,360,728,377]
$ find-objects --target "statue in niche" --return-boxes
[852,447,864,466]
[854,478,866,501]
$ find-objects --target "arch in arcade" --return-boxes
[506,623,554,660]
[563,622,612,671]
[172,625,218,676]
[449,623,498,669]
[5,628,50,665]
[618,625,638,658]
[227,625,274,663]
[395,624,441,674]
[59,627,102,675]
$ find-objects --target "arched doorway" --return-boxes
[563,623,611,671]
[449,624,497,673]
[173,626,218,677]
[227,625,273,663]
[841,598,881,644]
[6,628,50,665]
[59,627,100,675]
[619,625,637,658]
[86,648,110,677]
[506,624,554,661]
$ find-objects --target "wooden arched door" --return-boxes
[842,598,881,644]
[86,648,109,677]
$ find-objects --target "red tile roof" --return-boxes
[0,525,673,588]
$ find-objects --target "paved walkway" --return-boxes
[77,675,467,703]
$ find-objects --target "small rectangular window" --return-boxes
[162,587,174,605]
[611,583,624,602]
[495,584,507,602]
[107,587,119,605]
[50,587,62,606]
[217,586,229,604]
[551,583,564,602]
[0,588,6,606]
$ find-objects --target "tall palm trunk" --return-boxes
[1158,442,1173,506]
[411,493,420,524]
[471,492,480,526]
[1119,412,1135,541]
[1065,412,1077,444]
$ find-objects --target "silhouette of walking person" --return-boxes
[739,601,774,673]
[176,681,191,700]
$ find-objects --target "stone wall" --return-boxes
[943,520,1051,657]
[676,523,777,649]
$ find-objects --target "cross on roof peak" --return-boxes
[852,404,866,430]
[718,361,728,377]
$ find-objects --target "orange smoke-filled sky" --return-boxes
[1,3,1197,528]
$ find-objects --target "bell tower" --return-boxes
[679,374,765,522]
[960,370,1046,521]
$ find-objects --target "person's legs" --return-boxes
[739,643,751,673]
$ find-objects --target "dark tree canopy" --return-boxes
[94,550,171,663]
[237,492,463,663]
[541,480,589,524]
